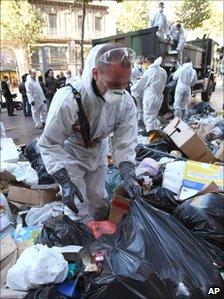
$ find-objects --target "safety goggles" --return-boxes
[97,47,136,64]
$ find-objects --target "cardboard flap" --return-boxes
[0,234,17,261]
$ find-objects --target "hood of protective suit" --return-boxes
[151,57,163,67]
[183,62,193,68]
[81,44,106,98]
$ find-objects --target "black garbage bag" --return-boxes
[143,187,179,213]
[38,215,94,247]
[173,193,224,251]
[24,285,68,299]
[83,198,223,299]
[136,144,174,162]
[19,140,55,184]
[193,102,215,115]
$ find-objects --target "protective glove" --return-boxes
[43,100,47,104]
[119,162,142,200]
[31,101,35,106]
[53,167,84,214]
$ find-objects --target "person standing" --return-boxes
[132,56,145,84]
[45,69,58,110]
[19,74,31,117]
[169,23,186,65]
[57,71,66,88]
[38,44,141,223]
[1,76,16,116]
[38,75,48,97]
[131,56,167,135]
[149,2,170,39]
[173,56,197,119]
[25,69,47,129]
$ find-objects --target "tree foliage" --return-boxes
[117,0,149,33]
[1,0,44,49]
[176,0,212,30]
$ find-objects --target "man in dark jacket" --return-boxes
[19,74,31,116]
[57,71,66,88]
[1,76,16,116]
[45,69,58,110]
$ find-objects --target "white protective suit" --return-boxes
[131,65,145,84]
[25,75,47,127]
[131,57,167,132]
[149,11,170,39]
[173,62,197,119]
[169,25,186,64]
[37,45,138,223]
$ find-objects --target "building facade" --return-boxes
[28,0,117,75]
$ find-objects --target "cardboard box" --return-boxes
[0,234,17,287]
[109,187,130,225]
[163,118,217,163]
[178,160,224,200]
[7,186,59,206]
[214,142,224,162]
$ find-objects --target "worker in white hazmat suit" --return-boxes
[25,69,47,129]
[131,56,167,135]
[173,56,197,119]
[169,23,186,65]
[131,55,145,84]
[37,44,141,223]
[149,2,170,39]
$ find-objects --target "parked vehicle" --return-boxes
[93,27,222,114]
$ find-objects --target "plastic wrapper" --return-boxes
[143,187,179,213]
[19,140,55,184]
[136,158,160,177]
[105,166,122,202]
[83,198,223,298]
[7,244,68,290]
[174,193,224,255]
[13,161,39,186]
[38,215,94,247]
[25,202,64,227]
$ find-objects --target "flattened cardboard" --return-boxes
[0,234,17,287]
[109,187,130,225]
[163,118,217,163]
[7,186,58,206]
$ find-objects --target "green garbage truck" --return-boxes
[92,27,221,114]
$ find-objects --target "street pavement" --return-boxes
[1,80,223,146]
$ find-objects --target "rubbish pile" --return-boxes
[0,111,224,298]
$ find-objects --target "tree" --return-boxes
[176,0,212,30]
[75,0,123,70]
[187,1,224,45]
[1,0,44,69]
[116,0,149,33]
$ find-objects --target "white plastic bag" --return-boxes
[13,162,39,186]
[7,244,68,290]
[25,202,64,227]
[162,161,186,194]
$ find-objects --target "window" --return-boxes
[95,17,102,31]
[78,15,83,30]
[49,14,57,28]
[49,14,57,35]
[65,13,72,36]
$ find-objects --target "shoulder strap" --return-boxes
[66,83,92,147]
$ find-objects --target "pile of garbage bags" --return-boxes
[1,100,224,298]
[83,198,223,298]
